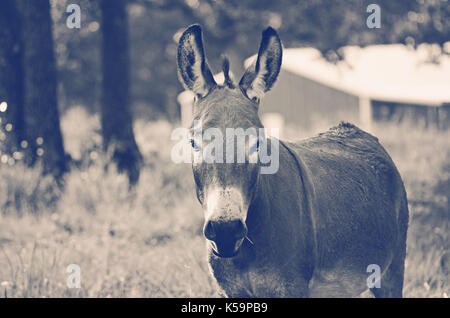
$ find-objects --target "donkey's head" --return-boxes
[177,25,282,258]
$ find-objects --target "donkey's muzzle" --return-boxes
[204,219,247,258]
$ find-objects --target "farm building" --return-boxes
[245,44,450,131]
[178,44,450,132]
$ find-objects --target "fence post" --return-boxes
[359,95,372,132]
[177,90,195,128]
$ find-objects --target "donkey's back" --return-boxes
[287,122,409,297]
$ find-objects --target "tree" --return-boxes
[100,0,142,185]
[0,0,24,157]
[18,0,67,178]
[50,0,449,123]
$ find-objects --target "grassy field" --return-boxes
[0,106,448,298]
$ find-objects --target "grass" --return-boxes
[0,106,448,298]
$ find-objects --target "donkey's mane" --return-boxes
[221,56,235,89]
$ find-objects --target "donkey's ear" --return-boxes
[177,25,216,98]
[239,27,282,102]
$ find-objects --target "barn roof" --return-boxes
[245,44,450,106]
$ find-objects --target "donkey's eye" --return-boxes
[251,97,260,103]
[190,138,201,152]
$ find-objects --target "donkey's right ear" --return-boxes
[177,25,216,98]
[239,27,282,102]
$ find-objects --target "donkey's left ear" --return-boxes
[239,27,282,102]
[177,24,217,98]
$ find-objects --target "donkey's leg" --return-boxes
[370,252,405,298]
[371,200,408,298]
[308,268,369,298]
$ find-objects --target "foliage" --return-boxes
[51,0,450,118]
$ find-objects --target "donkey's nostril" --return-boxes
[232,220,248,240]
[204,221,216,240]
[203,219,247,242]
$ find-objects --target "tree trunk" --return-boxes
[100,0,142,185]
[18,0,67,178]
[0,0,24,157]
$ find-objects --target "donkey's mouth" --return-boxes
[212,248,240,258]
[209,238,244,258]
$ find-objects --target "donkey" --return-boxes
[177,24,409,297]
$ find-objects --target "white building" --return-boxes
[247,44,450,131]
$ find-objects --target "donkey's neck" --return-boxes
[245,139,316,279]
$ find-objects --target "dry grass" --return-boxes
[0,106,448,298]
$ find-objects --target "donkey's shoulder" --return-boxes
[295,122,383,156]
[317,121,379,144]
[285,122,396,177]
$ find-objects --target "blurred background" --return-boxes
[0,0,448,298]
